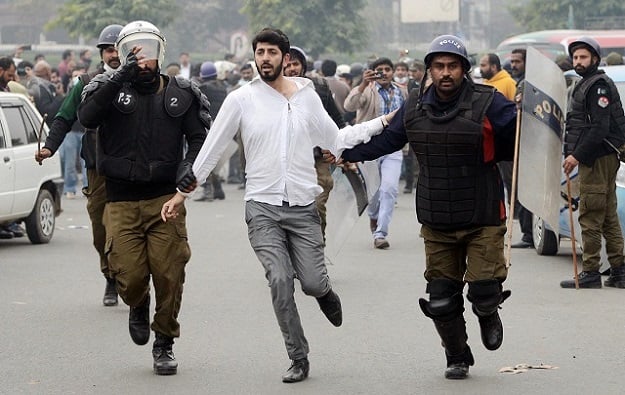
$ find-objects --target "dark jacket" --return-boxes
[565,69,625,166]
[78,74,209,201]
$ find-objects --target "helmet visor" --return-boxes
[118,38,162,64]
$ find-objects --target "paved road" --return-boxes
[1,184,623,394]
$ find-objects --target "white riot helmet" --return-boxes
[116,20,166,68]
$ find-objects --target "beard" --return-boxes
[481,70,494,80]
[256,61,283,82]
[574,65,587,74]
[137,67,158,83]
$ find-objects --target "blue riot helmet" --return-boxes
[200,61,217,79]
[97,24,123,49]
[424,35,471,72]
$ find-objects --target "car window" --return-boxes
[3,105,38,146]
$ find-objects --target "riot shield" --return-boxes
[517,46,567,236]
[325,161,380,261]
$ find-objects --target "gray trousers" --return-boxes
[245,200,330,360]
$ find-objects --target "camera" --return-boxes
[373,71,384,79]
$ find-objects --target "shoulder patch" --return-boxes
[80,72,112,101]
[598,96,610,108]
[113,86,138,114]
[165,78,194,118]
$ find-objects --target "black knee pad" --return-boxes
[466,279,511,316]
[419,278,465,321]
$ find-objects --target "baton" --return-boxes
[565,172,580,289]
[505,107,522,268]
[36,113,48,166]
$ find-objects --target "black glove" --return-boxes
[110,51,139,84]
[176,161,196,192]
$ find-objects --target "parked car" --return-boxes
[0,92,63,244]
[533,65,625,255]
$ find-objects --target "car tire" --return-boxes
[25,189,56,244]
[532,215,558,256]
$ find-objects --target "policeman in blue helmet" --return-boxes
[341,35,518,379]
[561,37,625,290]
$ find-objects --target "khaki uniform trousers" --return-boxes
[315,158,334,241]
[421,223,508,282]
[103,194,191,338]
[578,154,624,271]
[82,169,109,277]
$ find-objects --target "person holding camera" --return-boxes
[561,37,625,289]
[344,57,407,249]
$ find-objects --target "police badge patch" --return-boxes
[598,96,609,108]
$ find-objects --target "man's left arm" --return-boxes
[182,102,209,163]
[340,104,408,162]
[487,92,517,162]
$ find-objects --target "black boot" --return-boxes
[560,270,602,288]
[316,289,342,327]
[153,332,177,375]
[129,294,150,345]
[467,280,511,351]
[433,316,474,379]
[211,173,225,200]
[282,358,309,383]
[604,265,625,288]
[194,182,214,202]
[102,277,118,306]
[419,278,471,379]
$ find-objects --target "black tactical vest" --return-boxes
[565,70,625,156]
[404,83,502,230]
[97,76,196,183]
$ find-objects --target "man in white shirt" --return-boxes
[178,52,191,79]
[161,27,393,383]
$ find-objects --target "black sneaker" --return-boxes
[604,265,625,288]
[0,227,14,239]
[560,271,601,288]
[7,222,24,238]
[153,333,177,375]
[316,290,342,327]
[129,294,150,345]
[282,358,309,383]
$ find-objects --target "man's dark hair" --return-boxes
[321,59,337,77]
[370,57,394,71]
[511,48,526,62]
[395,61,409,71]
[410,60,425,72]
[486,53,501,71]
[62,49,73,60]
[252,28,290,58]
[240,63,253,72]
[0,56,15,71]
